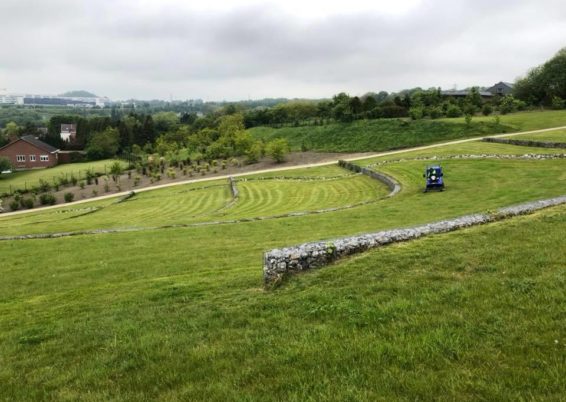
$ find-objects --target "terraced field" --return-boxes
[0,135,565,400]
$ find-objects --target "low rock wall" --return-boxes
[483,137,566,148]
[263,194,566,285]
[228,176,239,198]
[338,160,401,197]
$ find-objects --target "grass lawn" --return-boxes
[0,138,564,400]
[0,159,127,195]
[249,110,566,153]
[502,128,566,142]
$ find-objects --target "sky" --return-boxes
[1,0,565,101]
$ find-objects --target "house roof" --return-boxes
[21,135,59,153]
[441,90,493,97]
[0,135,60,154]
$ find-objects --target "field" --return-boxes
[0,159,127,195]
[249,109,566,152]
[0,132,565,400]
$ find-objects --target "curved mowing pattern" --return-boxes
[0,168,391,236]
[221,176,389,220]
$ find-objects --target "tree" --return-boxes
[153,111,179,133]
[86,127,120,160]
[109,161,123,182]
[0,156,11,172]
[514,47,566,105]
[266,138,289,163]
[3,121,20,139]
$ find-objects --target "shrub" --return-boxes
[482,104,493,116]
[104,183,110,192]
[38,179,51,193]
[9,200,19,211]
[221,160,227,170]
[266,138,290,163]
[80,181,86,189]
[92,189,98,197]
[446,104,463,118]
[70,174,78,186]
[409,107,424,120]
[64,192,74,203]
[39,193,56,206]
[22,198,34,209]
[134,176,141,186]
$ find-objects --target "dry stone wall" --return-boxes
[263,194,566,285]
[338,160,401,197]
[483,137,566,148]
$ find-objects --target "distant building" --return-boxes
[486,82,514,96]
[0,93,110,107]
[60,124,77,142]
[441,89,493,99]
[0,135,59,170]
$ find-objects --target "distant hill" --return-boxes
[59,90,97,98]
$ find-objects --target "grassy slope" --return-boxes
[503,128,566,142]
[1,141,565,237]
[0,159,127,194]
[0,139,565,400]
[249,110,566,152]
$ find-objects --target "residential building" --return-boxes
[486,82,514,96]
[60,124,77,142]
[0,135,59,170]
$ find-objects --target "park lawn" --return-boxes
[0,159,127,195]
[249,110,566,153]
[1,140,565,237]
[0,137,565,400]
[0,201,564,400]
[502,128,566,142]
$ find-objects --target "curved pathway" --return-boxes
[2,124,566,218]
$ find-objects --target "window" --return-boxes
[16,155,25,162]
[30,155,36,162]
[40,155,49,162]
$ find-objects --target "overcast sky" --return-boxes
[1,0,565,101]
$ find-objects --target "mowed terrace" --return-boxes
[0,136,565,400]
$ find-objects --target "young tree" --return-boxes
[266,138,289,163]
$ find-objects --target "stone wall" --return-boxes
[483,137,566,148]
[263,194,566,285]
[338,160,401,197]
[228,176,239,198]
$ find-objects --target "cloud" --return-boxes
[0,0,565,100]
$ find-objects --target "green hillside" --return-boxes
[249,110,566,152]
[0,135,565,400]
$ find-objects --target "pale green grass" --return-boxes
[502,128,566,142]
[0,159,127,194]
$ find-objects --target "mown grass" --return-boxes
[503,128,566,142]
[0,159,127,194]
[0,202,564,400]
[249,110,566,153]
[0,138,564,400]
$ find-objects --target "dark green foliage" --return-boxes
[0,156,11,172]
[514,47,566,105]
[22,198,34,209]
[39,193,56,205]
[9,200,18,211]
[86,128,120,160]
[64,192,74,203]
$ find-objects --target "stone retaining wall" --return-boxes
[228,177,239,198]
[263,194,566,285]
[483,137,566,148]
[338,160,401,197]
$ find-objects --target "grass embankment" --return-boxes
[0,139,564,400]
[502,128,566,142]
[0,159,127,195]
[249,109,566,152]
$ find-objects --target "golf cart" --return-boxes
[423,165,444,192]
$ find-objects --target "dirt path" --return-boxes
[2,124,565,218]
